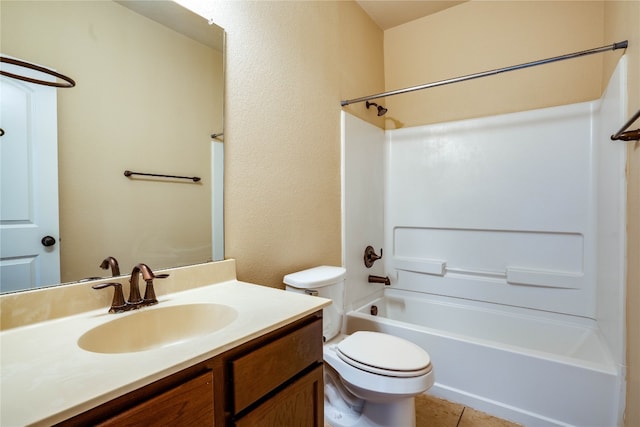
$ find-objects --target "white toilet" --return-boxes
[284,266,434,427]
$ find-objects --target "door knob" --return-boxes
[41,236,56,247]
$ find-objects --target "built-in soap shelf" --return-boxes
[505,267,582,289]
[393,257,583,289]
[394,258,447,276]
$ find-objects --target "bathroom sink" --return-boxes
[78,303,238,354]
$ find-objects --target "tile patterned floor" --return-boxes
[325,393,522,427]
[416,394,522,427]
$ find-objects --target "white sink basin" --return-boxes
[78,303,238,354]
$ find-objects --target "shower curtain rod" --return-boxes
[340,41,628,107]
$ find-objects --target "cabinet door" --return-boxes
[96,371,214,427]
[231,318,322,413]
[234,365,323,427]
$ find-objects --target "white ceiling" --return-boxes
[356,1,466,30]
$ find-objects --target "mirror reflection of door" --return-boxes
[0,57,61,292]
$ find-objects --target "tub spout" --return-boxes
[368,275,390,286]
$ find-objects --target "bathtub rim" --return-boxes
[346,288,618,375]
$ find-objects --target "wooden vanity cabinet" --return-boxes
[56,363,214,427]
[56,311,323,427]
[95,371,214,427]
[221,313,324,426]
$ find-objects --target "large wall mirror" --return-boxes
[0,0,224,293]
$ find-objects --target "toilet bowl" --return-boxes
[284,266,434,427]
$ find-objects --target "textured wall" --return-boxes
[183,1,385,287]
[384,1,606,128]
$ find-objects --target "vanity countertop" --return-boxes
[0,279,330,426]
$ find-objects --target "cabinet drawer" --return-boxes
[96,370,214,427]
[231,318,322,413]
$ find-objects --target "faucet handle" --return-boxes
[364,246,383,268]
[92,282,127,313]
[143,273,169,305]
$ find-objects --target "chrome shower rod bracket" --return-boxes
[340,41,628,107]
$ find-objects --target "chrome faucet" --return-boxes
[99,256,121,277]
[93,263,169,313]
[368,275,390,286]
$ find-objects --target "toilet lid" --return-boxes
[336,331,431,377]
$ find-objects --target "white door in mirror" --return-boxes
[0,57,60,292]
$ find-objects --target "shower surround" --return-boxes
[341,57,627,425]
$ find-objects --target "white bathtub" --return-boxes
[344,289,623,427]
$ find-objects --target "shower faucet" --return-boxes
[364,246,383,268]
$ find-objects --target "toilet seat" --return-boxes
[324,342,434,401]
[336,331,432,377]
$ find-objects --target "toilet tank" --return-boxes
[283,266,346,342]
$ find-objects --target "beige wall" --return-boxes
[603,2,640,426]
[384,1,607,127]
[199,0,384,287]
[2,1,222,282]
